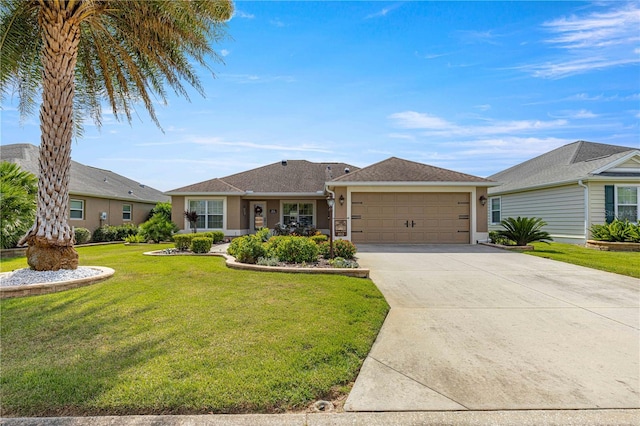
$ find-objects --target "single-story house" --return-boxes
[488,141,640,244]
[166,157,495,244]
[1,143,169,232]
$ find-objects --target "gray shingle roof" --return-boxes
[488,141,640,194]
[331,157,494,184]
[1,143,168,203]
[166,160,359,194]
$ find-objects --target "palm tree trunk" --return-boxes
[19,3,81,271]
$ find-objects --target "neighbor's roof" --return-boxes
[488,141,640,194]
[166,160,359,195]
[1,143,169,203]
[331,157,494,185]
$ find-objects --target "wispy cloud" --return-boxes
[453,29,502,45]
[365,3,403,19]
[234,10,255,19]
[136,137,332,154]
[474,104,491,112]
[270,19,286,28]
[219,73,296,84]
[521,3,640,78]
[388,111,568,137]
[220,49,230,57]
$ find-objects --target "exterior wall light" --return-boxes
[339,194,345,205]
[479,195,487,206]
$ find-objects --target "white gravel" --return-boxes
[0,267,101,287]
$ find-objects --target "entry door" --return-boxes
[250,201,267,232]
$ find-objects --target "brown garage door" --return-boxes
[351,192,470,244]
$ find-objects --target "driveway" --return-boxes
[344,244,640,411]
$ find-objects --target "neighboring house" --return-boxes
[166,157,495,244]
[488,141,640,244]
[1,143,169,232]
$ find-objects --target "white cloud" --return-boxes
[523,3,640,78]
[570,109,598,119]
[234,10,255,19]
[365,3,403,19]
[136,137,332,154]
[220,49,230,57]
[270,19,286,28]
[388,111,454,129]
[219,73,296,84]
[474,104,492,112]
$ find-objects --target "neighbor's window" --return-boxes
[189,199,224,229]
[122,204,132,221]
[70,199,84,220]
[283,202,314,227]
[490,197,501,224]
[616,186,639,222]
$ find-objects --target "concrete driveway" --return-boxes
[344,244,640,411]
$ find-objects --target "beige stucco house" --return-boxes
[488,141,640,244]
[2,143,169,232]
[166,157,495,244]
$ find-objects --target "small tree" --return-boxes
[184,210,199,233]
[0,162,37,249]
[148,202,173,221]
[139,213,179,243]
[497,217,553,246]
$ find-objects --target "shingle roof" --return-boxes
[488,141,640,194]
[331,157,493,183]
[166,160,359,194]
[1,143,169,203]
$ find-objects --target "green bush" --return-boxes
[114,223,139,240]
[497,217,552,246]
[74,227,91,245]
[148,202,173,221]
[124,234,145,243]
[191,237,213,253]
[0,162,37,249]
[139,213,179,243]
[92,226,118,242]
[590,219,640,243]
[256,227,272,242]
[310,233,328,244]
[329,257,360,268]
[317,241,331,259]
[210,231,225,243]
[173,234,193,251]
[227,235,266,264]
[265,236,318,263]
[333,239,357,259]
[489,230,513,246]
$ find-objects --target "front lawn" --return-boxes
[526,242,640,278]
[0,244,389,416]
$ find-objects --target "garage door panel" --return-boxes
[351,192,470,244]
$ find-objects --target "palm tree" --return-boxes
[0,0,233,270]
[0,162,37,249]
[497,217,553,246]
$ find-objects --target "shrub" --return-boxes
[124,234,145,243]
[256,256,280,266]
[0,162,37,249]
[139,213,179,243]
[256,227,272,242]
[200,230,225,243]
[590,219,640,243]
[310,233,328,244]
[489,230,513,246]
[329,257,360,268]
[333,239,357,259]
[191,237,213,253]
[265,236,318,263]
[497,217,553,246]
[227,235,266,264]
[148,202,173,221]
[74,227,91,245]
[92,226,118,242]
[114,223,139,240]
[173,234,193,251]
[317,241,331,259]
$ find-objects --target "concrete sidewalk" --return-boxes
[345,244,640,412]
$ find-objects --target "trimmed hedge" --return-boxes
[74,228,91,245]
[191,237,213,253]
[265,236,318,264]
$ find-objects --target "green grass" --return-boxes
[0,244,389,416]
[525,242,640,278]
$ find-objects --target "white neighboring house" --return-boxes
[488,141,640,244]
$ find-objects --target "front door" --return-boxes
[250,201,267,232]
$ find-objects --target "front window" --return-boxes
[122,204,132,221]
[490,197,501,224]
[70,199,84,220]
[283,202,314,227]
[189,199,224,229]
[616,186,639,222]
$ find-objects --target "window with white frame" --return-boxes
[490,197,501,224]
[282,202,314,227]
[122,204,132,221]
[70,199,84,220]
[616,186,639,222]
[189,199,224,229]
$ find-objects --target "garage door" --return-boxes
[351,192,470,244]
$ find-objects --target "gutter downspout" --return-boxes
[578,180,588,242]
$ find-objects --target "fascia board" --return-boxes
[327,181,496,187]
[69,191,166,203]
[164,191,246,196]
[489,175,640,196]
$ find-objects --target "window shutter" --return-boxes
[604,185,614,224]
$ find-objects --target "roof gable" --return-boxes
[1,143,168,203]
[489,141,639,194]
[332,157,492,183]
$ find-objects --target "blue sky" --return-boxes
[1,1,639,191]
